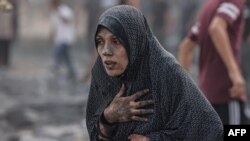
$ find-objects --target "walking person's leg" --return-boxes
[240,101,250,124]
[0,40,4,67]
[240,41,250,124]
[0,40,10,67]
[61,43,75,80]
[3,40,10,67]
[53,44,64,75]
[213,100,250,125]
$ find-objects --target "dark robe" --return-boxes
[86,5,223,141]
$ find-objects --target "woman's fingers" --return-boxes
[128,134,142,140]
[118,108,154,122]
[133,100,154,108]
[128,134,150,141]
[130,89,149,100]
[131,116,149,122]
[131,109,154,115]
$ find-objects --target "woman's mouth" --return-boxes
[104,61,116,70]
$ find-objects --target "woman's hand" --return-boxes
[128,134,150,141]
[104,84,154,123]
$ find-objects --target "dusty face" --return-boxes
[96,27,129,77]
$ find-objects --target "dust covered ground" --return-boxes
[0,39,90,141]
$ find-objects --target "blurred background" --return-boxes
[0,0,249,141]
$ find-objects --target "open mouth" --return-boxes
[104,61,116,70]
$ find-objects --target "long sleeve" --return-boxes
[86,78,102,141]
[86,76,118,141]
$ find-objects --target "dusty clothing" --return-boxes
[188,0,245,103]
[86,5,223,141]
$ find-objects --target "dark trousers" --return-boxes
[241,41,250,103]
[54,43,75,78]
[0,39,11,67]
[212,100,250,125]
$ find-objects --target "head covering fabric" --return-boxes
[86,5,223,141]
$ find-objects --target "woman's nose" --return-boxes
[102,44,113,56]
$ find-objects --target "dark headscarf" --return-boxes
[86,5,223,141]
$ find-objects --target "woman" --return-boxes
[86,5,223,141]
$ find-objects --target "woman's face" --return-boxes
[96,27,129,77]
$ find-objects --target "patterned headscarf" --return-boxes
[86,5,223,141]
[94,5,151,82]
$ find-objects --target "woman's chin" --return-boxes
[106,70,121,77]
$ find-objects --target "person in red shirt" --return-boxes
[178,0,249,124]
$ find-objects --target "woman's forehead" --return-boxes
[96,27,115,37]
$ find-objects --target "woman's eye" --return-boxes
[113,38,120,45]
[96,39,104,45]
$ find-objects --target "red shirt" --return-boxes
[188,0,245,103]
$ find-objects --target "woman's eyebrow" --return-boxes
[95,36,102,39]
[111,35,118,38]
